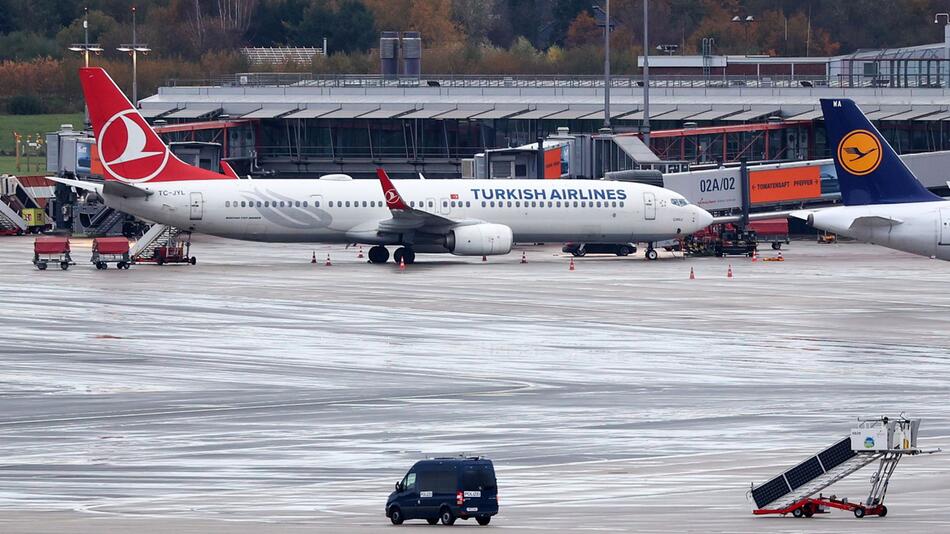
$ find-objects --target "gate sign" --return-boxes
[750,167,821,204]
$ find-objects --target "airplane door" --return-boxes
[643,192,656,220]
[940,209,950,245]
[190,192,203,221]
[439,197,451,215]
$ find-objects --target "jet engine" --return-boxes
[445,223,513,256]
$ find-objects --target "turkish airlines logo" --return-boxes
[385,189,400,204]
[98,109,169,183]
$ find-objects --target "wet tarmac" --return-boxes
[1,235,949,533]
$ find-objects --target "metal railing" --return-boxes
[165,72,950,90]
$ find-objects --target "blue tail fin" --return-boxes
[820,98,940,205]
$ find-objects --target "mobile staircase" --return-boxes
[0,176,29,234]
[131,224,192,264]
[750,416,938,519]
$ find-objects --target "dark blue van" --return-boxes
[386,457,498,526]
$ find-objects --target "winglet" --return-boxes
[376,168,409,210]
[220,160,240,179]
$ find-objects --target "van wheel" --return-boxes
[772,242,782,250]
[389,506,404,525]
[440,507,456,525]
[426,518,438,525]
[616,246,631,256]
[854,507,866,519]
[476,516,491,525]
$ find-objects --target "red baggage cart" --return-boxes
[33,237,74,270]
[91,237,131,270]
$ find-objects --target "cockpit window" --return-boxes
[671,198,689,207]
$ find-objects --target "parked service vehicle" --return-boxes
[386,457,498,526]
[91,237,131,269]
[562,242,637,257]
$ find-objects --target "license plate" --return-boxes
[466,507,478,512]
[463,491,481,498]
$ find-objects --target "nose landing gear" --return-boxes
[645,243,658,261]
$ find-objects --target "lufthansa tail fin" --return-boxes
[79,67,233,184]
[820,98,939,205]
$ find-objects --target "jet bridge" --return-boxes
[750,416,937,519]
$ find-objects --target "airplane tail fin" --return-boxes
[820,98,939,205]
[79,67,233,184]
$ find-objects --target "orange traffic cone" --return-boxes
[751,249,758,262]
[357,246,364,259]
[727,264,733,278]
[399,256,406,270]
[325,254,332,266]
[311,250,317,264]
[777,251,784,262]
[520,251,527,264]
[569,257,575,271]
[482,255,487,262]
[689,267,695,279]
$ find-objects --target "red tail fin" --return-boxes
[376,168,408,210]
[79,67,233,184]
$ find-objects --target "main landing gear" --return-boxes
[368,246,415,265]
[368,245,390,264]
[645,243,658,261]
[393,246,415,265]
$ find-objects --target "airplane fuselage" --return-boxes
[104,178,712,248]
[808,201,950,260]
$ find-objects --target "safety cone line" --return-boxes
[569,257,575,271]
[727,264,733,278]
[311,251,317,264]
[325,254,332,266]
[399,257,406,270]
[357,246,364,259]
[520,251,527,264]
[689,267,695,279]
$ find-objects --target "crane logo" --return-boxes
[98,109,170,183]
[837,129,882,176]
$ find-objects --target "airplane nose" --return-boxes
[693,206,714,231]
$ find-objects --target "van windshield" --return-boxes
[462,465,496,491]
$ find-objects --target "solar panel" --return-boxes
[751,475,791,509]
[818,437,856,471]
[785,456,823,490]
[241,47,324,65]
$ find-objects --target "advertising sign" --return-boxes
[750,166,822,204]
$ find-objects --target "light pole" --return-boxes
[642,0,650,146]
[117,6,150,107]
[936,13,950,87]
[731,15,756,55]
[68,8,103,124]
[67,8,104,68]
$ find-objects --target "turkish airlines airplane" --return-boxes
[793,98,950,261]
[53,67,713,263]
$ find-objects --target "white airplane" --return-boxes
[793,98,950,261]
[53,67,713,263]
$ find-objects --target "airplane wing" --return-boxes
[46,176,104,195]
[712,210,801,224]
[375,168,477,233]
[848,215,903,228]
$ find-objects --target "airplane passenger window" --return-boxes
[240,201,246,207]
[481,201,487,207]
[619,201,624,208]
[429,201,434,208]
[281,201,286,207]
[612,201,617,208]
[581,201,587,207]
[315,201,320,207]
[329,201,334,207]
[265,201,271,207]
[596,201,602,208]
[345,201,351,207]
[443,201,448,207]
[573,201,578,207]
[548,201,553,207]
[450,201,455,207]
[466,201,471,207]
[363,201,367,207]
[507,201,512,207]
[303,201,308,207]
[490,201,495,207]
[410,201,415,207]
[225,201,231,207]
[257,201,262,207]
[531,201,536,208]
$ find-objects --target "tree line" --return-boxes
[1,0,946,113]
